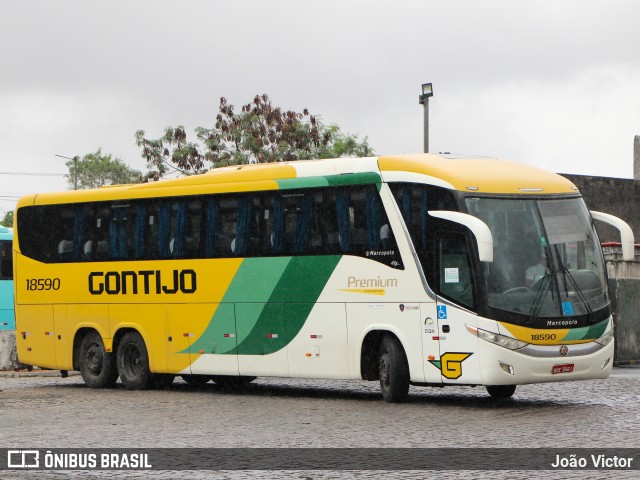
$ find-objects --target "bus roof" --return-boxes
[378,154,577,194]
[17,153,577,207]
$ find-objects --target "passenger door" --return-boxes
[432,231,480,384]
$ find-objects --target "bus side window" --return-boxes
[0,240,12,279]
[323,190,341,254]
[56,206,77,262]
[132,203,147,260]
[232,196,261,257]
[265,194,283,255]
[204,198,220,257]
[184,200,202,258]
[272,191,319,256]
[218,197,237,257]
[110,205,132,260]
[94,206,111,260]
[169,201,187,258]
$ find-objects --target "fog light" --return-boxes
[499,362,514,375]
[601,357,611,370]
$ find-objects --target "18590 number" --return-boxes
[26,278,61,291]
[531,333,556,341]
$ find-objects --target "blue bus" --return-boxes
[0,226,14,331]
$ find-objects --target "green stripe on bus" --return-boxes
[234,255,341,355]
[560,318,609,341]
[184,257,291,355]
[186,256,341,356]
[276,172,381,190]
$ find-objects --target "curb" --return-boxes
[0,370,81,378]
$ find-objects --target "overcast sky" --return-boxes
[2,0,640,215]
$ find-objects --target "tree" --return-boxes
[136,94,373,180]
[65,150,142,189]
[0,210,13,228]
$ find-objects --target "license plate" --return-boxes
[552,363,574,374]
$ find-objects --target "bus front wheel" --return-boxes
[117,331,154,390]
[378,335,410,403]
[486,385,516,399]
[78,331,118,388]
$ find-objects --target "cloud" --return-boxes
[2,0,640,214]
[432,64,640,177]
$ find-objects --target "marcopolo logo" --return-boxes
[88,269,197,295]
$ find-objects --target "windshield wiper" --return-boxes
[559,266,593,315]
[529,271,553,323]
[529,246,561,323]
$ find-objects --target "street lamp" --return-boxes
[418,82,434,153]
[55,154,79,190]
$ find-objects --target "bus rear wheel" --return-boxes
[117,331,153,390]
[378,335,410,403]
[79,331,118,388]
[486,385,516,399]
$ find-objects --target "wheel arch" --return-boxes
[112,326,139,361]
[360,327,412,381]
[72,327,102,371]
[111,325,164,373]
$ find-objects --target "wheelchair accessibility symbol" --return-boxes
[562,302,574,316]
[437,305,448,320]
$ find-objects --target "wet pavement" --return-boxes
[1,367,639,479]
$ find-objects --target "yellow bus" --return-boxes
[13,154,633,401]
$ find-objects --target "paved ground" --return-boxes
[1,368,639,479]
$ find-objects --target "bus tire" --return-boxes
[181,374,212,387]
[78,331,118,389]
[378,335,410,403]
[486,385,516,399]
[117,331,154,390]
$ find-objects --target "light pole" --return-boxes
[418,83,433,153]
[55,154,79,190]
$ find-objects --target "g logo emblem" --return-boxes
[429,352,473,379]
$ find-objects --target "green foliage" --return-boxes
[136,94,373,180]
[66,149,142,189]
[1,210,13,228]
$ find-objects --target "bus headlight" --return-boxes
[594,329,614,346]
[467,325,528,350]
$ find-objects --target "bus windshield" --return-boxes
[465,196,608,323]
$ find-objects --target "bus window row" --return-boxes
[0,240,12,280]
[18,185,403,268]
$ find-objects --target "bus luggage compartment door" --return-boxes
[185,302,239,376]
